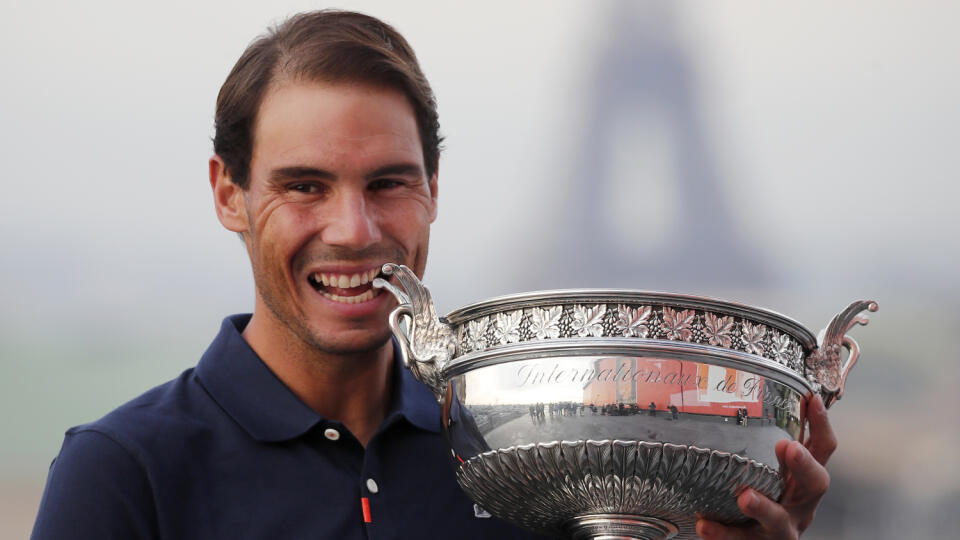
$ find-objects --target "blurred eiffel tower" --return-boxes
[549,2,768,291]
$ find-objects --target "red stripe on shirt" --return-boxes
[361,497,372,523]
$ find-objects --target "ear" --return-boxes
[427,168,439,223]
[209,155,249,234]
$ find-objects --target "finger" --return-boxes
[695,517,750,540]
[775,439,791,482]
[737,488,795,539]
[696,489,798,540]
[804,394,838,465]
[779,441,830,511]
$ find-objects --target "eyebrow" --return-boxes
[268,163,424,184]
[269,166,335,184]
[365,163,424,180]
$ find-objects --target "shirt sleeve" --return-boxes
[31,428,158,540]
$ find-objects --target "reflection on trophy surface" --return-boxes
[374,264,876,540]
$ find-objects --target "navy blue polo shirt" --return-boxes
[32,315,544,539]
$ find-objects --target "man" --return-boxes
[32,10,835,540]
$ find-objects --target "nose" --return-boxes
[320,189,382,249]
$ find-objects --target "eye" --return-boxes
[369,178,404,191]
[288,182,326,194]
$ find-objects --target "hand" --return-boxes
[696,394,837,540]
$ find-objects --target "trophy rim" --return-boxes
[443,337,815,395]
[441,288,818,349]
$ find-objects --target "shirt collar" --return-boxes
[386,344,442,434]
[196,314,440,442]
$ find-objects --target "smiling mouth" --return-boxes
[306,267,388,304]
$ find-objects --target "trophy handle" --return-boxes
[806,300,878,408]
[373,263,455,402]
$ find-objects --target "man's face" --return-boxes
[238,80,437,355]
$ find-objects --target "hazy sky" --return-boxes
[2,1,958,326]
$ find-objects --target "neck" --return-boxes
[241,306,393,447]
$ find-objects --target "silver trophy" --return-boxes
[373,264,876,540]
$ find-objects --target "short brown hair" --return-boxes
[213,10,442,188]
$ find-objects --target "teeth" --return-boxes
[322,289,377,304]
[311,267,384,292]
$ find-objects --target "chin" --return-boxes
[302,325,394,357]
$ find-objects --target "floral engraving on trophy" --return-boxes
[571,304,607,338]
[662,307,696,342]
[464,317,490,353]
[791,344,804,372]
[616,304,652,338]
[493,310,524,345]
[771,332,793,365]
[703,312,735,347]
[452,303,809,378]
[528,306,562,340]
[740,320,767,356]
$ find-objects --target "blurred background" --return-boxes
[1,0,957,538]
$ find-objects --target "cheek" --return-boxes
[253,203,316,261]
[381,203,432,245]
[384,207,432,277]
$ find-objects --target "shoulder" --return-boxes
[78,368,211,452]
[32,426,160,539]
[50,366,222,487]
[42,427,151,499]
[51,366,210,479]
[32,369,214,539]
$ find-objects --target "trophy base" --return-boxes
[565,513,679,540]
[456,440,782,539]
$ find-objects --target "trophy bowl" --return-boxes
[373,264,876,540]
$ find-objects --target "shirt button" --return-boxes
[323,428,340,441]
[366,478,379,494]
